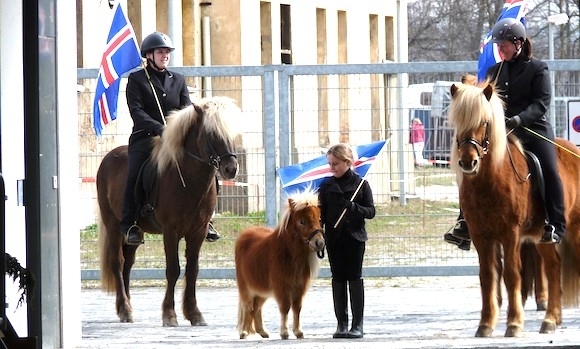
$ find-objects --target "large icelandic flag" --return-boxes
[477,0,528,82]
[93,3,142,136]
[278,140,389,195]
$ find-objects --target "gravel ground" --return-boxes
[80,276,580,348]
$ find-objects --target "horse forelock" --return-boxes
[151,97,242,175]
[449,82,507,168]
[279,189,319,235]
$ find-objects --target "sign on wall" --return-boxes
[568,100,580,146]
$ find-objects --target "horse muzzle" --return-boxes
[307,229,326,254]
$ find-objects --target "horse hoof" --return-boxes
[540,321,556,333]
[295,332,304,339]
[118,312,134,323]
[475,326,493,337]
[258,331,269,338]
[190,317,207,326]
[239,332,248,339]
[280,333,289,340]
[162,317,179,327]
[505,325,523,337]
[536,300,548,311]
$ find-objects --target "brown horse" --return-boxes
[449,80,580,337]
[97,96,241,326]
[234,190,325,339]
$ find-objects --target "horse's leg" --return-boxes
[533,246,548,311]
[253,296,270,338]
[162,233,180,327]
[118,244,138,322]
[536,244,562,333]
[502,240,524,337]
[473,238,500,337]
[182,234,207,326]
[291,292,304,339]
[276,295,291,340]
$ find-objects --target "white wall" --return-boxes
[1,0,82,346]
[0,0,28,337]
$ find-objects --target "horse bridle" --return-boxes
[184,131,237,170]
[456,121,490,159]
[307,229,326,259]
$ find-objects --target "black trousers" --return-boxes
[120,139,152,230]
[327,233,365,282]
[522,133,566,231]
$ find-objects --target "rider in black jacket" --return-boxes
[121,32,220,245]
[444,18,565,248]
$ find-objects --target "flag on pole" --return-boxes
[93,2,142,136]
[477,0,528,82]
[278,140,389,195]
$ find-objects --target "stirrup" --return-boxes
[125,224,144,246]
[444,233,471,251]
[451,219,470,241]
[539,224,562,244]
[205,222,221,242]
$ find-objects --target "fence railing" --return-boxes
[77,60,580,279]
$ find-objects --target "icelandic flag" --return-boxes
[477,0,528,82]
[278,140,389,195]
[93,3,142,136]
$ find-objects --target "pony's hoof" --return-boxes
[280,333,289,340]
[295,332,304,339]
[505,325,523,337]
[536,300,548,311]
[239,331,248,339]
[475,326,493,337]
[162,317,179,327]
[118,313,134,323]
[540,321,556,333]
[258,331,269,338]
[190,318,207,326]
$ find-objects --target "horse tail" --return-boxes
[98,208,115,293]
[560,238,580,307]
[519,241,536,305]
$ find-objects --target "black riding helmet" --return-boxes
[140,31,175,58]
[491,18,526,44]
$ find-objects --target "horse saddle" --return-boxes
[524,150,547,215]
[134,159,161,227]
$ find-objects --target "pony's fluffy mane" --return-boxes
[449,79,509,170]
[151,96,241,174]
[279,189,319,234]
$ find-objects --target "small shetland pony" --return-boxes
[449,80,580,337]
[97,96,241,326]
[235,190,325,339]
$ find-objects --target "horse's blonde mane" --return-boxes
[279,189,319,235]
[449,80,508,170]
[151,96,241,175]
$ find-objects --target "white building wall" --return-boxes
[0,0,27,336]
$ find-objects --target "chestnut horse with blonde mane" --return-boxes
[235,190,325,339]
[97,96,241,326]
[449,80,580,337]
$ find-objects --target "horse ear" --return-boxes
[450,84,459,98]
[288,198,295,208]
[483,84,493,101]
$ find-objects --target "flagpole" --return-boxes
[333,178,366,229]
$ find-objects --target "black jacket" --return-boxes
[486,55,552,142]
[126,66,191,146]
[319,169,375,244]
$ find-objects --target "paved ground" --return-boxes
[80,276,580,348]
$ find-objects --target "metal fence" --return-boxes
[77,60,580,280]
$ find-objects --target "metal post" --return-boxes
[548,22,556,127]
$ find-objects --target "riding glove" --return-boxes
[505,115,522,129]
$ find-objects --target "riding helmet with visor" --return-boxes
[491,18,526,44]
[140,31,175,58]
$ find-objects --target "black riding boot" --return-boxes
[346,279,364,338]
[332,279,349,338]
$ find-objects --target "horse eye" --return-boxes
[299,219,305,225]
